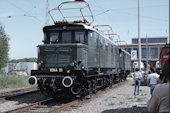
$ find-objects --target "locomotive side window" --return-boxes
[75,31,84,43]
[50,32,59,44]
[111,45,114,53]
[105,41,108,51]
[61,31,72,43]
[102,39,105,50]
[44,33,47,42]
[99,36,102,49]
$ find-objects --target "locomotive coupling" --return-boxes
[62,76,73,87]
[28,76,37,85]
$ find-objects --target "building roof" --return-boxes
[119,43,166,47]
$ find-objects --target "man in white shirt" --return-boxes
[133,68,142,96]
[147,68,160,94]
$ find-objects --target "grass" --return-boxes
[120,101,124,104]
[136,97,143,102]
[0,73,31,89]
[127,97,133,100]
[108,103,115,106]
[112,96,116,98]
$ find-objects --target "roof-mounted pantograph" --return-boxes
[48,0,94,25]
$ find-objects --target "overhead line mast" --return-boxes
[45,0,49,25]
[138,0,142,71]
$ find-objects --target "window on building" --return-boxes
[150,48,158,58]
[159,47,162,53]
[126,48,131,54]
[132,39,138,44]
[148,38,167,43]
[142,48,146,58]
[141,39,146,43]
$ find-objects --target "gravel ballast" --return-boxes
[0,77,151,113]
[0,91,49,112]
[64,77,151,113]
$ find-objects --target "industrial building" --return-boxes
[119,36,168,69]
[3,62,37,75]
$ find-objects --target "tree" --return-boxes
[9,58,37,63]
[0,23,10,71]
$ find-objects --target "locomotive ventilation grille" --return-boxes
[42,47,72,67]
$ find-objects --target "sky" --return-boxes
[0,0,169,59]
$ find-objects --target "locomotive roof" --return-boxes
[43,23,118,46]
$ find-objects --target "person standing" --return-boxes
[147,58,170,113]
[147,68,160,95]
[133,68,142,96]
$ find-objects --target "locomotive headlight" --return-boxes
[81,66,85,70]
[67,70,70,73]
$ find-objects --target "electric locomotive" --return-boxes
[28,0,131,98]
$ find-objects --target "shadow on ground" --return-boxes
[102,106,148,113]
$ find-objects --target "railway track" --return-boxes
[4,80,127,113]
[0,87,39,101]
[5,97,79,113]
[0,87,37,97]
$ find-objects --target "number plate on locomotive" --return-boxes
[50,68,63,72]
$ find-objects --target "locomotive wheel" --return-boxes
[92,80,97,94]
[87,80,92,93]
[71,85,81,95]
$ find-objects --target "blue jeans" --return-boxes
[150,84,156,95]
[134,78,141,96]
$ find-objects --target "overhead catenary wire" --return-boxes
[91,1,168,22]
[93,8,168,22]
[4,0,44,24]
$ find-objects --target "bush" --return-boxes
[0,73,31,89]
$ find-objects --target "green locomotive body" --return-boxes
[29,23,131,97]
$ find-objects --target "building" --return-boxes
[4,62,37,75]
[119,36,168,69]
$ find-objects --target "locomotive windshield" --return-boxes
[50,32,59,44]
[75,31,85,43]
[61,31,72,43]
[47,30,86,44]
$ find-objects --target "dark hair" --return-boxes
[162,58,170,80]
[150,67,155,73]
[135,68,139,71]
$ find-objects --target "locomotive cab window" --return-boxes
[50,32,59,44]
[75,31,85,43]
[61,31,72,43]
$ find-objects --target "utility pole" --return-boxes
[45,0,49,25]
[138,0,142,71]
[146,34,149,75]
